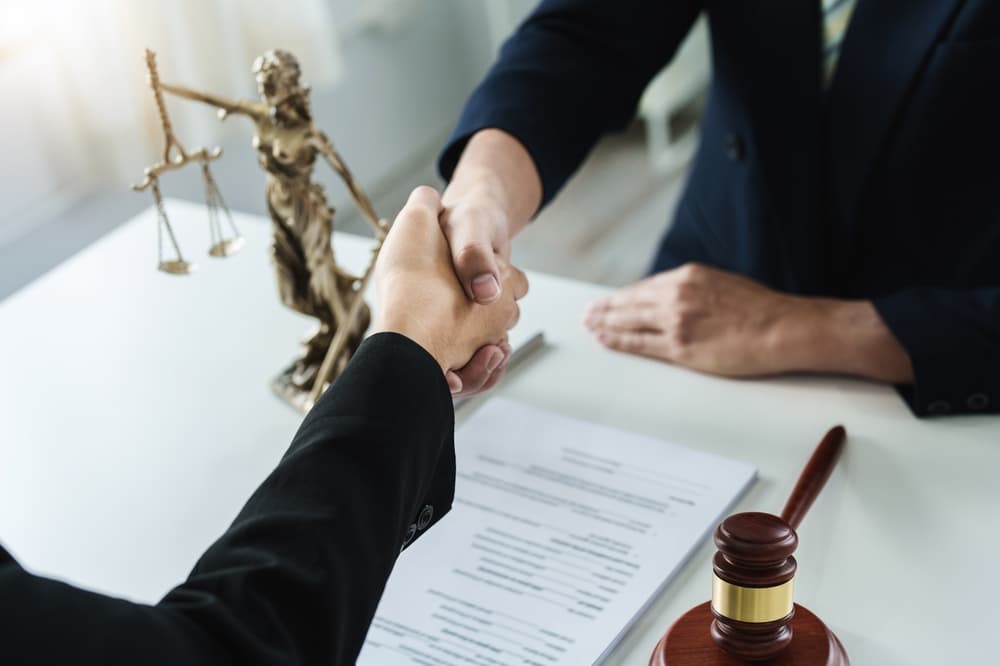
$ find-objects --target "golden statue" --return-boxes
[133,49,388,413]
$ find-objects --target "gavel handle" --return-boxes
[780,425,847,531]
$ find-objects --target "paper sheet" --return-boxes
[359,398,756,665]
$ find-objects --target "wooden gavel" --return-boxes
[651,426,850,666]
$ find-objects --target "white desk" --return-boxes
[1,201,998,665]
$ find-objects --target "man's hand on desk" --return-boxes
[583,262,915,383]
[371,186,528,387]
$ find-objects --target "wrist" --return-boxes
[443,128,540,233]
[774,297,914,382]
[370,314,449,373]
[442,174,511,238]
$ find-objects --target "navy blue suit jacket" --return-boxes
[440,0,1000,418]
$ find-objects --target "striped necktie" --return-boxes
[822,0,857,85]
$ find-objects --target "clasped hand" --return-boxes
[372,187,528,389]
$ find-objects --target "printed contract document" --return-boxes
[359,399,756,665]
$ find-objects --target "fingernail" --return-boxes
[583,301,602,320]
[486,349,504,373]
[495,343,512,369]
[472,274,501,302]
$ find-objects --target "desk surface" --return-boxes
[1,201,998,665]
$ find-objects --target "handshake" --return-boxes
[372,186,529,395]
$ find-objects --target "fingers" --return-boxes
[462,259,528,346]
[594,329,664,358]
[501,263,530,301]
[511,301,522,328]
[378,186,445,269]
[403,185,443,219]
[584,278,670,361]
[588,278,660,314]
[449,343,507,396]
[445,370,463,394]
[442,209,504,304]
[583,299,660,332]
[472,363,508,394]
[584,280,660,333]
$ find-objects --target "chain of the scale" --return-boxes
[201,161,245,258]
[151,178,195,275]
[135,48,242,270]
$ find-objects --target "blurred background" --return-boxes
[0,0,709,301]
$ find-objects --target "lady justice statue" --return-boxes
[133,49,388,412]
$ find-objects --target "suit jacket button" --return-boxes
[402,523,417,549]
[966,393,990,410]
[726,133,745,161]
[927,400,952,415]
[417,505,434,530]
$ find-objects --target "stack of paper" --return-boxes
[359,398,756,665]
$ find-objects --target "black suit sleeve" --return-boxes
[874,287,1000,417]
[438,0,703,208]
[0,332,455,665]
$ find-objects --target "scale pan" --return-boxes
[209,236,245,257]
[158,260,196,275]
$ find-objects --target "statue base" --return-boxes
[649,602,848,666]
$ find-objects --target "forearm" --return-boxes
[438,0,701,209]
[0,334,455,665]
[159,82,261,118]
[779,297,914,383]
[442,129,542,238]
[165,333,455,663]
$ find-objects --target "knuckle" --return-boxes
[666,323,692,349]
[508,302,521,328]
[677,262,703,281]
[653,272,673,286]
[412,184,438,200]
[403,202,438,226]
[672,302,696,322]
[454,242,493,269]
[516,270,530,296]
[463,370,490,392]
[673,280,697,301]
[665,308,684,330]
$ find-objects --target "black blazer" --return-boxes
[440,0,1000,417]
[0,333,455,665]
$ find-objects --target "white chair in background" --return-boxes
[638,16,711,173]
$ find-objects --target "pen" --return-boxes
[453,331,545,410]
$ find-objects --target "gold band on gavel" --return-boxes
[711,575,794,623]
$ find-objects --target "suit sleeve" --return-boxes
[438,0,703,208]
[0,332,455,665]
[874,288,1000,417]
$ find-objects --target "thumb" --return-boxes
[446,217,503,304]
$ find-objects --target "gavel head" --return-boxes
[710,512,798,661]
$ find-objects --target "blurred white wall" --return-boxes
[0,0,710,284]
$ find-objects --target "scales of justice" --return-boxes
[133,49,388,413]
